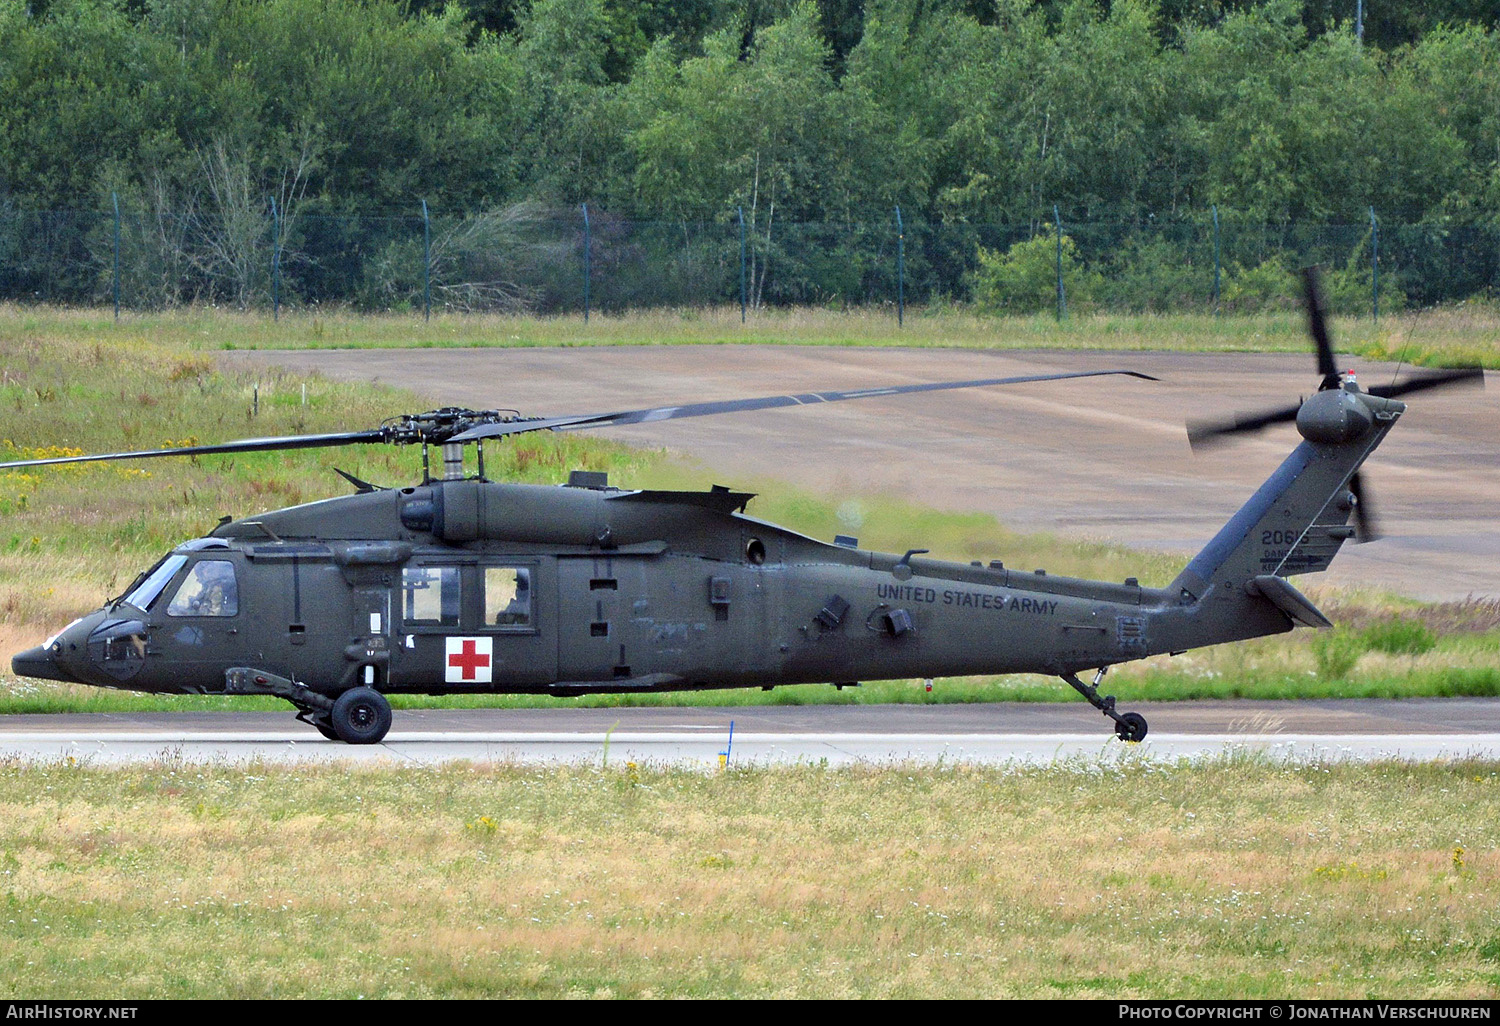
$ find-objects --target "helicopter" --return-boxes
[5,271,1484,745]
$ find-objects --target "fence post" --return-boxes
[270,196,281,321]
[421,198,431,322]
[581,202,591,324]
[111,192,120,321]
[1369,206,1379,321]
[1054,204,1066,322]
[895,205,905,328]
[1212,204,1221,316]
[738,206,747,323]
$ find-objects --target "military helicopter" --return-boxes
[6,271,1483,744]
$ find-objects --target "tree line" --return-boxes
[3,0,1499,310]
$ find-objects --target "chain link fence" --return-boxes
[3,203,1497,317]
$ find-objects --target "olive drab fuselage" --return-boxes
[35,476,1230,700]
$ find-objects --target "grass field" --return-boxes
[8,301,1500,366]
[1,756,1497,998]
[1,303,1497,713]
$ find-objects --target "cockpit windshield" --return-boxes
[119,554,187,612]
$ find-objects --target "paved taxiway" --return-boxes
[3,700,1498,766]
[224,346,1500,601]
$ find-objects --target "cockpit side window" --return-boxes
[167,560,239,617]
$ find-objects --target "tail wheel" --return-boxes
[330,686,393,745]
[1115,712,1148,743]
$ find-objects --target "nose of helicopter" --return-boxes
[11,643,76,683]
[11,611,118,686]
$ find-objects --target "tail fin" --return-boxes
[1160,388,1405,648]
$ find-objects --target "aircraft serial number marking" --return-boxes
[874,583,1057,615]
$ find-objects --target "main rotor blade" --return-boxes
[448,369,1160,443]
[2,369,1161,471]
[0,429,387,470]
[1302,267,1340,390]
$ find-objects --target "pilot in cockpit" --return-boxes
[170,560,239,617]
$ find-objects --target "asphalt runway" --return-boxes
[3,700,1498,767]
[224,345,1500,601]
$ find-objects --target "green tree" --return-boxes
[627,3,884,302]
[1184,1,1466,223]
[1403,24,1500,220]
[516,0,623,204]
[971,229,1095,313]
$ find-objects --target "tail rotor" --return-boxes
[1186,267,1483,543]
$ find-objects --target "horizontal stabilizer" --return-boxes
[1248,575,1333,629]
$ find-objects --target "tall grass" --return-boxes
[6,302,1499,365]
[0,757,1497,998]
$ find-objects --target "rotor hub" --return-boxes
[1296,388,1375,445]
[380,408,538,447]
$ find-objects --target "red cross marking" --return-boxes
[448,639,491,680]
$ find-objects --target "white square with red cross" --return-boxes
[445,636,493,683]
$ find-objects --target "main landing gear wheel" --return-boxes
[330,686,393,745]
[1060,669,1148,743]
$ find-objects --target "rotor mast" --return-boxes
[440,442,465,482]
[389,407,527,484]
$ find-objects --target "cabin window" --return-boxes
[167,560,239,617]
[402,566,461,626]
[485,567,532,627]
